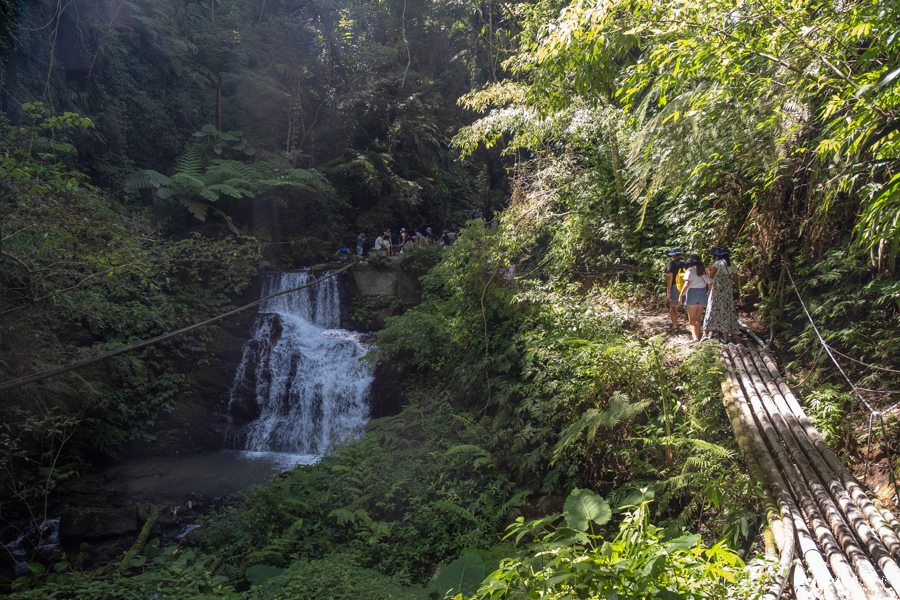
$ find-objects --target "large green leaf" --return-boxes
[564,488,611,532]
[433,554,487,598]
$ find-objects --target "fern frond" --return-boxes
[207,159,259,182]
[181,199,209,221]
[207,183,252,198]
[175,146,204,176]
[657,436,735,461]
[125,169,172,193]
[329,507,355,526]
[170,172,206,191]
[446,444,490,458]
[551,393,649,464]
[198,187,218,202]
[432,500,478,523]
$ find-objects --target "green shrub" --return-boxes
[245,554,408,600]
[469,488,770,600]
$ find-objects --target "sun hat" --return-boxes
[400,228,406,232]
[667,247,684,256]
[712,246,730,256]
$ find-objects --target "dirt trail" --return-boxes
[631,309,696,352]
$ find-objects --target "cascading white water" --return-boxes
[229,271,372,457]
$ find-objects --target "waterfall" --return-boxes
[228,271,372,457]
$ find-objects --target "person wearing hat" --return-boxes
[666,247,687,332]
[702,247,740,341]
[399,228,410,251]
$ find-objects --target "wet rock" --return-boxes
[59,506,139,544]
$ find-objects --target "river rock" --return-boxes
[59,506,139,543]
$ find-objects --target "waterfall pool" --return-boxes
[68,450,318,505]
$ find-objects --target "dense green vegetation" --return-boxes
[2,0,900,597]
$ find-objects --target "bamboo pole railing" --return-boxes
[720,338,900,599]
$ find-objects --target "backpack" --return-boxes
[675,266,687,291]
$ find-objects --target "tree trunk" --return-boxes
[215,75,222,131]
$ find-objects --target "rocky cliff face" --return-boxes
[343,261,423,330]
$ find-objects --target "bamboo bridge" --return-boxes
[721,337,900,600]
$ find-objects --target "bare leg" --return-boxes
[685,305,702,341]
[669,303,679,331]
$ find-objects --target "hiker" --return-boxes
[414,228,424,244]
[400,228,413,251]
[356,233,366,256]
[703,247,740,342]
[665,247,687,333]
[391,230,402,255]
[678,253,712,343]
[441,229,451,246]
[425,227,434,245]
[334,247,349,262]
[383,230,394,257]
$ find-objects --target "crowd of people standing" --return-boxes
[341,211,483,261]
[666,246,740,343]
[350,225,462,260]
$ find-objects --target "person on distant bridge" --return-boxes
[703,247,740,342]
[665,247,687,333]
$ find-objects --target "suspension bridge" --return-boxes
[722,336,900,600]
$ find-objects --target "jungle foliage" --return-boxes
[454,0,900,431]
[0,0,514,257]
[0,100,260,522]
[4,0,900,598]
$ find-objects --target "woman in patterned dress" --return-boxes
[702,247,740,341]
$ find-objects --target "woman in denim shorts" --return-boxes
[678,253,712,342]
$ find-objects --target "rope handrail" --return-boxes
[783,263,900,498]
[0,261,359,392]
[783,263,880,415]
